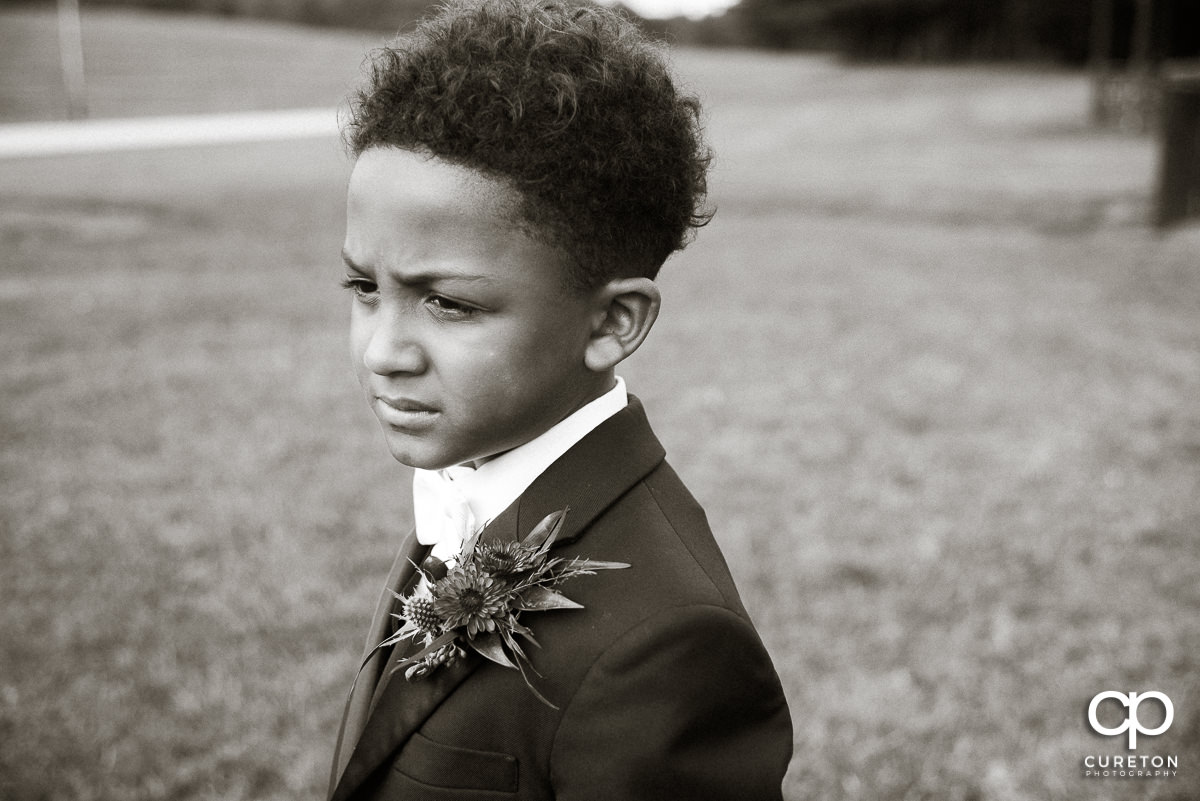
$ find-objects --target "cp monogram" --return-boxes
[1088,691,1174,750]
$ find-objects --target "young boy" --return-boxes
[329,1,793,798]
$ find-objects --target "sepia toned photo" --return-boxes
[2,0,1197,799]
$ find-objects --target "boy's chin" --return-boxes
[383,441,453,472]
[380,431,475,472]
[375,418,542,470]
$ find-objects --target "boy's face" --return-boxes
[342,147,607,471]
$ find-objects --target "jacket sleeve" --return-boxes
[550,604,793,801]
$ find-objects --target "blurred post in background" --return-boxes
[1089,0,1115,124]
[1088,0,1200,132]
[56,0,87,118]
[1156,65,1200,226]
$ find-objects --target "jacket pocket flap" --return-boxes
[397,732,519,792]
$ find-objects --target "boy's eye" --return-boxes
[340,276,378,305]
[427,294,479,320]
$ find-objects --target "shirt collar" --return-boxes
[427,376,628,531]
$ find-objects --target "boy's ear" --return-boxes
[584,277,661,373]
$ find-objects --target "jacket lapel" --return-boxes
[330,396,666,801]
[509,395,665,549]
[328,530,427,798]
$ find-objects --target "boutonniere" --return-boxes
[371,508,627,706]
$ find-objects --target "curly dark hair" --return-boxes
[345,0,712,290]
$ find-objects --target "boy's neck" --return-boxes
[468,371,618,470]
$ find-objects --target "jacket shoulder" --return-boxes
[574,458,752,622]
[550,603,793,801]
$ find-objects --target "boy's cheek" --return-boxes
[348,319,370,372]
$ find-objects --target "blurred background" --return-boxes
[2,1,1198,799]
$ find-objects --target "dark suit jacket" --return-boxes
[329,397,793,800]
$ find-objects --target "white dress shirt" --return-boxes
[413,376,628,562]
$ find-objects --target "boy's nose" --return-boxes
[362,315,427,376]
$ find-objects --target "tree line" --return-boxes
[50,0,1200,64]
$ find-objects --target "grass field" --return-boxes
[3,7,1199,801]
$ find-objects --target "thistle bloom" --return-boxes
[401,594,440,635]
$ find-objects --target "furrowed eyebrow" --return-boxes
[340,249,494,286]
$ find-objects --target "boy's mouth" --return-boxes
[374,395,440,427]
[377,395,437,412]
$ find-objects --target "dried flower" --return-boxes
[474,540,539,576]
[404,642,464,680]
[368,508,629,706]
[432,567,509,636]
